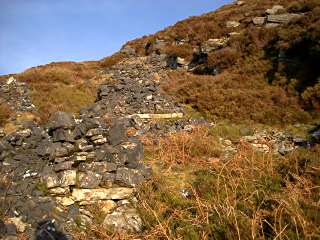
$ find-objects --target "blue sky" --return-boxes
[0,0,231,75]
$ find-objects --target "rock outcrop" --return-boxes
[252,5,303,27]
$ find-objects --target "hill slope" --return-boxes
[0,1,319,240]
[1,0,319,126]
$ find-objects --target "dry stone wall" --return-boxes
[0,76,36,113]
[0,110,151,238]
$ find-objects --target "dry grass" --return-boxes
[136,128,320,239]
[18,61,100,84]
[0,103,12,126]
[100,53,126,69]
[163,44,194,60]
[9,61,103,122]
[162,69,310,125]
[7,56,127,122]
[143,127,223,166]
[71,126,319,239]
[31,83,96,122]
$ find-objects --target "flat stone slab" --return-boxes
[71,188,134,202]
[267,13,302,24]
[128,113,184,119]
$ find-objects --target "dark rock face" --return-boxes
[0,219,6,237]
[310,126,320,144]
[35,220,69,240]
[108,122,127,146]
[166,55,179,69]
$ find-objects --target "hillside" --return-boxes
[125,0,320,123]
[1,0,319,127]
[0,0,319,239]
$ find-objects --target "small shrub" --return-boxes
[100,53,126,68]
[154,127,223,165]
[31,84,96,123]
[288,0,320,13]
[302,80,320,110]
[162,71,311,124]
[207,47,241,70]
[163,44,194,60]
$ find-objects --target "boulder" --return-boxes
[95,147,114,161]
[266,5,285,15]
[226,21,240,28]
[42,172,60,189]
[108,122,127,146]
[54,144,69,157]
[47,112,75,130]
[115,168,146,187]
[77,171,102,188]
[101,173,116,187]
[36,141,53,157]
[56,197,75,206]
[76,214,93,227]
[92,135,108,145]
[201,38,229,53]
[118,139,144,164]
[102,207,142,232]
[266,23,280,28]
[52,129,75,142]
[75,139,92,151]
[59,170,77,187]
[101,201,117,215]
[177,57,188,66]
[252,17,266,25]
[71,188,134,202]
[6,76,16,85]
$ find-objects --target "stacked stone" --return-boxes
[81,56,183,118]
[0,111,151,237]
[0,77,36,112]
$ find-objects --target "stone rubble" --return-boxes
[220,129,313,157]
[0,76,36,113]
[81,56,184,118]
